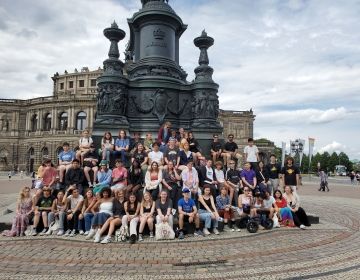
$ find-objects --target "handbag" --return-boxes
[273,213,280,228]
[49,219,60,232]
[115,224,129,242]
[155,222,175,240]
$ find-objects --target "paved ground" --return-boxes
[0,176,360,279]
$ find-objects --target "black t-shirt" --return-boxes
[164,147,179,165]
[36,196,54,211]
[188,138,200,153]
[226,169,241,184]
[133,151,147,164]
[156,199,173,215]
[162,170,178,184]
[211,141,222,152]
[281,165,300,186]
[83,151,99,167]
[266,163,281,179]
[224,141,238,152]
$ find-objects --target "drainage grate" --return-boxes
[173,259,227,267]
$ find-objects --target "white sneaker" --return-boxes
[236,228,241,232]
[79,230,84,235]
[94,233,101,243]
[64,229,71,236]
[31,228,37,236]
[86,229,96,240]
[57,230,64,236]
[69,229,76,237]
[213,228,219,235]
[138,234,144,242]
[45,229,52,235]
[203,228,211,235]
[39,228,47,236]
[149,232,154,238]
[300,224,306,230]
[101,235,112,244]
[84,231,89,236]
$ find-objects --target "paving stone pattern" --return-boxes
[1,184,360,279]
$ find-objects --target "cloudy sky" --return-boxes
[0,0,359,159]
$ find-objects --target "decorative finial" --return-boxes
[201,29,207,36]
[111,21,118,28]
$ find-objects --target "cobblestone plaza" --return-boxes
[0,178,359,279]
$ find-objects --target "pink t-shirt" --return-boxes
[112,167,128,181]
[42,167,57,186]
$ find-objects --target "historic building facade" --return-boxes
[0,67,256,172]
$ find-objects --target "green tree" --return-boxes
[320,152,331,172]
[328,152,339,173]
[311,153,321,172]
[338,152,353,171]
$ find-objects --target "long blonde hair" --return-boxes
[141,191,153,207]
[19,186,31,202]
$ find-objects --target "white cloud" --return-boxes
[256,107,352,125]
[318,141,347,154]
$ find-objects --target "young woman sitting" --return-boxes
[138,192,156,241]
[122,193,141,244]
[198,185,220,235]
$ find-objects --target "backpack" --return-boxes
[115,224,129,242]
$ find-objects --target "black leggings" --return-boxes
[66,210,81,230]
[292,207,311,227]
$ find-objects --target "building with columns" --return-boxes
[0,67,256,172]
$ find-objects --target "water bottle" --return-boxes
[217,217,224,222]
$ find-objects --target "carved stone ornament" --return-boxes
[97,84,127,116]
[130,89,189,124]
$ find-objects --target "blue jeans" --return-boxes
[198,209,218,229]
[84,213,94,232]
[113,150,127,163]
[102,148,112,162]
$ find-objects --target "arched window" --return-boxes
[76,111,87,131]
[44,113,52,131]
[31,114,38,132]
[27,148,35,172]
[41,147,49,159]
[59,112,68,131]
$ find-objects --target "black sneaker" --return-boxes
[130,234,137,244]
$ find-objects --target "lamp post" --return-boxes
[290,139,305,168]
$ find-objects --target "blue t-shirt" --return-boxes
[58,150,75,162]
[115,138,130,148]
[241,169,256,185]
[178,198,195,213]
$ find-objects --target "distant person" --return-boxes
[157,121,171,152]
[8,171,11,181]
[222,134,241,169]
[318,169,329,192]
[350,171,355,185]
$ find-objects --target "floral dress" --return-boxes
[3,198,33,237]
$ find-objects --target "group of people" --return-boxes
[2,124,311,243]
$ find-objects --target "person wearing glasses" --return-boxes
[31,187,54,236]
[222,134,242,169]
[210,134,222,164]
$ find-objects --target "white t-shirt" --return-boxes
[67,194,84,210]
[102,138,114,149]
[205,166,214,183]
[148,151,164,164]
[215,169,225,183]
[263,196,275,209]
[244,145,259,162]
[79,137,93,147]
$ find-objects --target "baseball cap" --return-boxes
[182,188,190,193]
[100,160,108,166]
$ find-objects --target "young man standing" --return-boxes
[177,188,203,239]
[281,157,300,192]
[243,138,259,170]
[266,154,281,194]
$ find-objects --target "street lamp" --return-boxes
[290,139,305,167]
